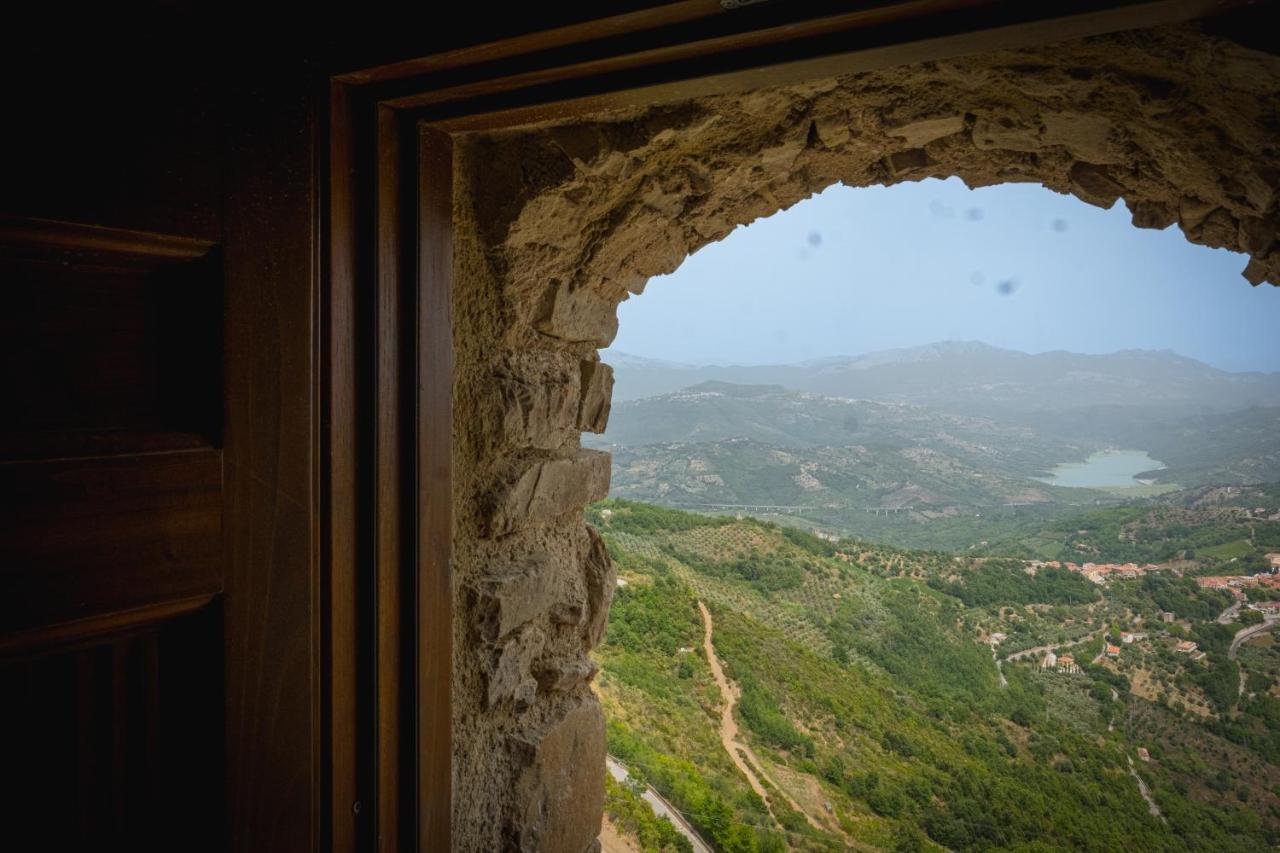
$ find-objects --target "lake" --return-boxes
[1037,449,1167,489]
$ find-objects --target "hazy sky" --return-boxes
[607,178,1280,372]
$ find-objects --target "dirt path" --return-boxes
[1128,756,1165,823]
[1002,628,1104,665]
[698,600,829,835]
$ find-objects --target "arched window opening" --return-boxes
[449,23,1280,852]
[586,180,1280,852]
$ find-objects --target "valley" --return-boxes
[589,345,1280,552]
[592,344,1280,851]
[592,499,1280,852]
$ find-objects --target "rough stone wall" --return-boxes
[448,23,1280,851]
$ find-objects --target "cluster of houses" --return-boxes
[1025,559,1169,585]
[1039,626,1211,674]
[1040,651,1080,674]
[1195,571,1280,598]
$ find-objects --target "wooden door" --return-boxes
[0,48,323,852]
[0,217,227,850]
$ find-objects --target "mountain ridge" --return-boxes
[603,342,1280,412]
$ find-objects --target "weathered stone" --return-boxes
[1196,207,1239,248]
[1128,199,1177,230]
[812,110,852,147]
[535,658,600,692]
[474,556,558,642]
[582,525,616,649]
[884,148,931,177]
[1238,216,1276,256]
[550,600,586,627]
[498,377,578,450]
[1243,258,1270,286]
[1068,162,1124,208]
[535,280,619,346]
[1238,168,1278,214]
[971,116,1042,152]
[512,700,606,852]
[488,626,546,709]
[887,115,965,147]
[1178,196,1217,231]
[490,450,612,537]
[577,360,614,434]
[1042,112,1119,163]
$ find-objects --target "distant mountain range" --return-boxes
[591,380,1083,477]
[605,342,1280,416]
[591,343,1280,548]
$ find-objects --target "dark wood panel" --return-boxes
[0,450,223,635]
[0,601,224,852]
[0,217,222,460]
[416,124,453,852]
[328,78,363,853]
[375,102,407,853]
[222,68,320,853]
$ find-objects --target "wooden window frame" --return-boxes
[323,1,1243,848]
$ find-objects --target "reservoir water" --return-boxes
[1037,449,1167,488]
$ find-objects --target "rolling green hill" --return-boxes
[588,369,1280,549]
[593,500,1280,852]
[606,344,1280,415]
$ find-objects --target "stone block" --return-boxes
[490,450,612,537]
[1042,113,1119,163]
[535,280,619,346]
[971,117,1042,152]
[812,111,852,147]
[577,360,614,434]
[1196,208,1238,248]
[1179,196,1217,231]
[884,148,931,177]
[1128,199,1176,231]
[582,525,616,649]
[1242,257,1270,286]
[550,600,586,627]
[1068,162,1124,208]
[512,700,606,852]
[1237,216,1276,256]
[535,658,600,692]
[488,626,546,709]
[499,377,578,450]
[474,556,558,642]
[887,115,964,147]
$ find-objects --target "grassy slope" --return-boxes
[592,500,1280,852]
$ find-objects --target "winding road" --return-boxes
[1229,614,1280,660]
[605,756,712,853]
[995,628,1105,687]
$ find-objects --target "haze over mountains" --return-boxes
[606,341,1280,415]
[591,342,1280,549]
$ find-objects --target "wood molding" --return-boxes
[415,124,453,852]
[0,216,215,261]
[0,593,217,660]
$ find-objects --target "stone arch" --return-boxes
[447,23,1279,851]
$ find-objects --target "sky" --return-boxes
[607,178,1280,372]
